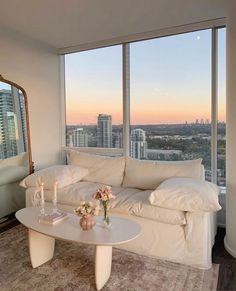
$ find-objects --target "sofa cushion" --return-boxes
[67,150,125,186]
[20,165,89,190]
[149,177,221,212]
[109,188,186,225]
[38,181,124,206]
[0,166,29,186]
[122,157,203,190]
[36,181,185,225]
[0,152,28,167]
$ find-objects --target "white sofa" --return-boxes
[23,150,221,269]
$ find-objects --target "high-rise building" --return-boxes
[69,128,88,147]
[130,129,147,159]
[0,90,17,158]
[0,88,26,159]
[97,114,112,148]
[19,92,27,150]
[113,132,122,148]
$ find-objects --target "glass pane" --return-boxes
[217,28,226,188]
[65,46,122,148]
[130,30,211,179]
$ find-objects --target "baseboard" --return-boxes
[0,217,9,224]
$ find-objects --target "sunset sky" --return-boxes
[65,28,226,125]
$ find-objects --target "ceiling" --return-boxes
[0,0,226,51]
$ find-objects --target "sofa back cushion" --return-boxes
[0,152,28,167]
[67,150,125,186]
[122,157,203,190]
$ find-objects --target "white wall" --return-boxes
[0,27,62,169]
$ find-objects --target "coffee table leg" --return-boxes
[95,245,112,290]
[28,229,55,268]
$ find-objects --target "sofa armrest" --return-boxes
[183,211,217,268]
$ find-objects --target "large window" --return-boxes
[64,26,226,186]
[130,30,212,179]
[65,46,122,148]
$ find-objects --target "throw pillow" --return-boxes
[149,177,221,212]
[20,165,89,189]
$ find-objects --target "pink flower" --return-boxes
[92,186,115,202]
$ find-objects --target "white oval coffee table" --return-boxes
[16,207,141,290]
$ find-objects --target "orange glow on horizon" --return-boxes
[66,104,226,125]
[66,92,226,125]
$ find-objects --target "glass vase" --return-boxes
[102,201,111,228]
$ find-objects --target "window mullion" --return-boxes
[122,43,130,157]
[211,28,218,184]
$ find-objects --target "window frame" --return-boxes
[61,20,226,187]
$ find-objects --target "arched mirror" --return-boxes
[0,75,33,221]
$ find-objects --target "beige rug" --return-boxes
[0,225,219,291]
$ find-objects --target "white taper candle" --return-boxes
[54,181,58,202]
[40,182,44,204]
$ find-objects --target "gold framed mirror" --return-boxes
[0,74,33,219]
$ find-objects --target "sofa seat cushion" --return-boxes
[43,181,112,205]
[109,188,186,225]
[40,181,185,226]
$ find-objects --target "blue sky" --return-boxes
[0,82,11,90]
[65,28,226,125]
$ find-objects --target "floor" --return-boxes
[0,213,19,233]
[213,228,236,291]
[0,216,236,291]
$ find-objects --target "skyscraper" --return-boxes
[0,90,16,158]
[69,128,88,147]
[130,129,147,159]
[97,114,112,148]
[112,132,122,148]
[0,88,26,159]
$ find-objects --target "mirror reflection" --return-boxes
[0,76,32,221]
[0,82,27,159]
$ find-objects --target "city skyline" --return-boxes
[66,117,225,126]
[65,112,226,187]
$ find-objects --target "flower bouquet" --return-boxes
[74,201,99,231]
[93,186,115,227]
